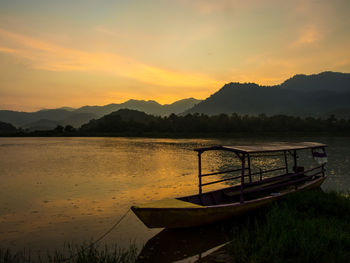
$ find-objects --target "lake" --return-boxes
[0,137,349,262]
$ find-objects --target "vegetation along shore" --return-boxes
[1,110,350,137]
[1,190,350,263]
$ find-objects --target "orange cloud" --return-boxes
[181,0,253,15]
[0,28,221,88]
[0,46,18,54]
[291,26,321,47]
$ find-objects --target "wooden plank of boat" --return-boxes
[131,176,326,228]
[134,198,203,209]
[131,142,328,228]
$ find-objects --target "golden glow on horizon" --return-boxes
[0,0,349,111]
[0,29,222,88]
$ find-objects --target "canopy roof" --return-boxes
[194,142,327,154]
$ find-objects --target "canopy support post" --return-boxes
[293,150,297,171]
[240,154,245,203]
[247,154,252,183]
[322,163,325,177]
[198,152,202,195]
[321,146,326,177]
[284,151,289,173]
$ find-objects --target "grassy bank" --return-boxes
[229,190,350,263]
[0,242,137,263]
[2,190,350,263]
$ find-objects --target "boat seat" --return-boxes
[186,195,202,205]
[199,193,215,206]
[223,189,240,197]
[211,191,226,204]
[293,166,304,173]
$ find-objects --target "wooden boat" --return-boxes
[131,142,328,228]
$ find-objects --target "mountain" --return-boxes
[39,107,76,112]
[2,71,349,130]
[59,113,98,127]
[80,109,158,133]
[0,121,17,134]
[21,119,60,131]
[75,100,162,116]
[57,107,76,111]
[185,72,350,117]
[0,98,200,130]
[74,98,201,117]
[281,71,350,92]
[0,109,77,127]
[162,98,201,115]
[20,113,97,131]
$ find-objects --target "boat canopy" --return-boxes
[194,142,327,154]
[194,141,327,195]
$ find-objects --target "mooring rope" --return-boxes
[62,208,131,262]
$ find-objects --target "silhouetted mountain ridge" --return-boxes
[1,71,350,130]
[281,71,350,92]
[0,98,200,130]
[81,109,159,132]
[75,98,200,117]
[186,72,350,116]
[0,121,17,134]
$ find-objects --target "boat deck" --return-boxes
[131,142,327,228]
[178,173,319,206]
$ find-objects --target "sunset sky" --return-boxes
[0,0,349,111]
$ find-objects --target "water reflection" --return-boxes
[137,220,233,263]
[0,136,349,259]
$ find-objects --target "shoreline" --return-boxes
[1,131,350,138]
[2,190,350,263]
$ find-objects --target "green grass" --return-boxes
[230,190,350,263]
[0,242,137,263]
[3,190,350,263]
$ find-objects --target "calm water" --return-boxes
[0,137,349,261]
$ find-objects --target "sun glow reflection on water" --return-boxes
[0,137,349,258]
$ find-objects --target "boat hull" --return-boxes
[131,176,326,228]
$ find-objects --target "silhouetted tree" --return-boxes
[64,125,75,133]
[54,125,64,133]
[78,109,350,135]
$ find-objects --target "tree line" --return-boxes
[2,110,350,136]
[79,110,350,135]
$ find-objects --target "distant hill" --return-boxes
[162,98,202,115]
[0,121,17,134]
[80,108,350,135]
[39,107,76,112]
[74,100,160,116]
[185,72,350,117]
[0,98,200,130]
[2,71,349,130]
[80,109,159,133]
[21,119,60,131]
[75,98,201,117]
[60,113,98,127]
[0,109,78,127]
[21,113,95,131]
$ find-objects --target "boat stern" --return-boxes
[131,198,204,228]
